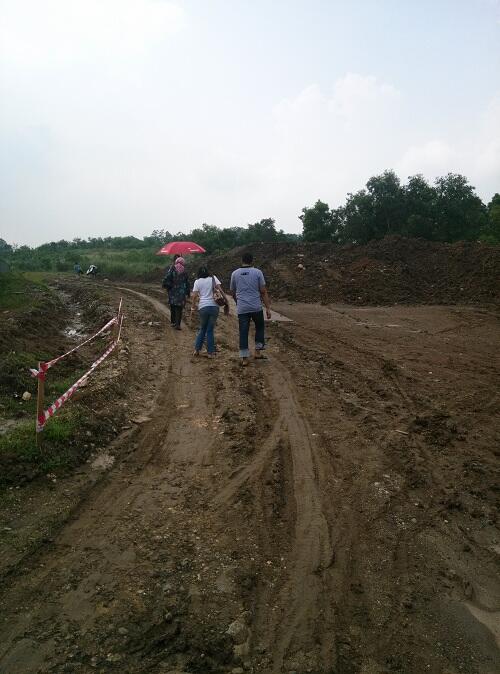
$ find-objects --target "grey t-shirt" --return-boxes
[230,266,266,314]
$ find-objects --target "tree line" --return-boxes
[300,171,499,244]
[1,170,498,274]
[0,219,298,273]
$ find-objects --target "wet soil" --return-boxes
[0,280,499,674]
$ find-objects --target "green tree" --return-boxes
[341,190,375,244]
[0,238,12,254]
[365,170,405,238]
[189,224,223,253]
[402,174,437,239]
[218,226,246,249]
[246,218,281,243]
[300,200,335,241]
[483,193,500,242]
[433,173,487,241]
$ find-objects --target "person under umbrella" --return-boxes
[162,256,190,329]
[164,254,179,325]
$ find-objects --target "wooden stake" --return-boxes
[112,299,122,347]
[36,365,45,449]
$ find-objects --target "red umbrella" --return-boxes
[156,241,206,255]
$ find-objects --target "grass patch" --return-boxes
[0,350,86,421]
[23,271,53,284]
[0,412,80,487]
[0,272,48,311]
[76,247,164,278]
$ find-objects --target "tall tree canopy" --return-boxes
[300,171,496,244]
[300,200,335,242]
[485,193,500,242]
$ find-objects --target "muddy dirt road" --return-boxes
[0,282,499,674]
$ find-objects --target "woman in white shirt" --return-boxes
[190,266,228,358]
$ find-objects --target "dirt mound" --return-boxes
[206,236,500,305]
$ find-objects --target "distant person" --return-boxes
[162,256,190,330]
[74,263,82,276]
[86,264,97,277]
[164,254,179,325]
[230,252,271,366]
[190,266,229,358]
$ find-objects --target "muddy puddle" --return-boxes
[55,288,87,341]
[63,311,86,340]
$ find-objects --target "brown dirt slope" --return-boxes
[206,236,500,306]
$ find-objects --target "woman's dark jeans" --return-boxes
[195,306,220,353]
[238,310,265,357]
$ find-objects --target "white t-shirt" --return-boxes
[193,275,222,309]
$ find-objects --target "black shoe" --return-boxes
[175,325,181,331]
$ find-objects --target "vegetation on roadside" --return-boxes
[0,272,49,311]
[0,219,298,279]
[0,349,87,417]
[0,276,116,488]
[0,412,81,486]
[0,347,88,484]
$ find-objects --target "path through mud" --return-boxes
[0,283,499,674]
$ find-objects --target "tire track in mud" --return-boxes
[205,302,336,671]
[260,364,334,672]
[213,338,335,671]
[119,286,221,471]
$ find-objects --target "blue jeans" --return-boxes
[238,310,265,358]
[195,306,219,354]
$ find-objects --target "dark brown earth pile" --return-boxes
[206,236,500,305]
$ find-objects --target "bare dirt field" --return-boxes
[0,278,499,674]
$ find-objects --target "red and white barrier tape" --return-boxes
[36,338,119,432]
[30,316,118,379]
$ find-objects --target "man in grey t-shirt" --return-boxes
[230,252,272,366]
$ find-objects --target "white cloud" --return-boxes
[473,94,500,177]
[263,75,499,222]
[329,73,399,118]
[262,74,403,217]
[396,94,500,199]
[0,31,498,245]
[397,140,458,176]
[0,0,185,67]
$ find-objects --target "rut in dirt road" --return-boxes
[206,303,336,672]
[256,365,334,672]
[126,288,338,671]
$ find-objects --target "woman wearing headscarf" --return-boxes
[163,256,190,330]
[190,266,228,358]
[164,254,179,326]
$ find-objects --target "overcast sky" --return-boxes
[1,0,499,246]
